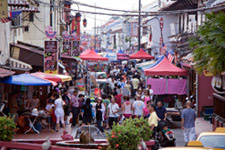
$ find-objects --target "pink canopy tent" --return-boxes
[144,56,187,76]
[129,48,154,59]
[80,49,91,56]
[80,49,108,61]
[117,56,129,60]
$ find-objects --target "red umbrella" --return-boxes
[80,49,108,61]
[31,72,62,82]
[129,48,154,59]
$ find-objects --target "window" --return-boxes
[11,14,21,27]
[24,26,29,32]
[143,26,148,35]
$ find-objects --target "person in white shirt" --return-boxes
[107,97,120,129]
[132,75,140,97]
[133,96,145,118]
[54,94,65,130]
[148,84,154,100]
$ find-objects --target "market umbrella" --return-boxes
[0,73,51,86]
[80,49,108,61]
[30,72,62,82]
[50,74,72,82]
[144,56,188,76]
[129,48,154,60]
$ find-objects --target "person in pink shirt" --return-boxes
[142,100,151,119]
[142,90,151,106]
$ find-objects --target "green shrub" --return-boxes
[0,116,16,141]
[106,118,152,150]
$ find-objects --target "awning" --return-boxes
[61,55,77,62]
[6,57,32,71]
[80,49,108,61]
[0,73,51,86]
[30,72,62,82]
[50,74,72,82]
[0,68,15,78]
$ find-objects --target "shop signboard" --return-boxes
[44,41,58,74]
[72,41,79,56]
[62,41,71,56]
[0,0,8,18]
[131,22,138,37]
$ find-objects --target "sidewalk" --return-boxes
[195,117,212,136]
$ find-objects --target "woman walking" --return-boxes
[82,98,92,125]
[96,97,105,132]
[122,96,133,119]
[54,94,65,130]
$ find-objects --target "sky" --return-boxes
[71,0,155,34]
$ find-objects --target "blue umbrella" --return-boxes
[0,73,51,86]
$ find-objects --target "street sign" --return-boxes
[44,41,58,74]
[131,22,138,37]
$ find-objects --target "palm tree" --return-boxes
[189,12,225,75]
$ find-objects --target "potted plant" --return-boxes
[0,116,17,141]
[106,118,153,150]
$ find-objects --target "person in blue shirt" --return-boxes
[156,101,167,121]
[181,101,196,145]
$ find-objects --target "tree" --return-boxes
[189,12,225,75]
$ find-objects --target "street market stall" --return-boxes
[80,49,108,96]
[129,48,154,60]
[117,50,129,60]
[144,56,188,121]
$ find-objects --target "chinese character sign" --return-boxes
[131,22,138,37]
[44,41,58,74]
[0,0,8,18]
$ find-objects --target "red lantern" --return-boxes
[75,12,81,22]
[83,18,87,27]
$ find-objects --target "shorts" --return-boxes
[183,127,196,143]
[47,117,51,123]
[123,114,132,119]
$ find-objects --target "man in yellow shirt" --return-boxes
[148,104,159,138]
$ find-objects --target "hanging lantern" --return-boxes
[75,12,81,22]
[83,18,87,27]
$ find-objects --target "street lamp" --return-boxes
[75,12,81,22]
[83,18,87,27]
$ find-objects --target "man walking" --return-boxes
[70,90,80,127]
[181,101,196,145]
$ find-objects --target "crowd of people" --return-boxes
[44,63,196,145]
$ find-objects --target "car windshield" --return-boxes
[199,135,225,149]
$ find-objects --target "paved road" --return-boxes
[168,120,185,147]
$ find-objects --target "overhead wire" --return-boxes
[35,0,225,17]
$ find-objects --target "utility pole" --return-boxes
[50,0,53,27]
[94,3,96,50]
[138,0,141,51]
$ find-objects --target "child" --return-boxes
[45,100,54,130]
[162,124,175,141]
[51,105,57,132]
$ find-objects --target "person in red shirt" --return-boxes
[113,91,122,108]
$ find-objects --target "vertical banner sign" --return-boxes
[72,41,79,56]
[63,41,71,56]
[44,41,58,74]
[0,0,8,18]
[131,22,138,37]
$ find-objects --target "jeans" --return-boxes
[97,120,104,132]
[72,107,79,126]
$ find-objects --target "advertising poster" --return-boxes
[77,78,85,91]
[44,41,58,74]
[62,41,71,56]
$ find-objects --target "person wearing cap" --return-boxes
[95,97,105,132]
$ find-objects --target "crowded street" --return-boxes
[0,0,225,150]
